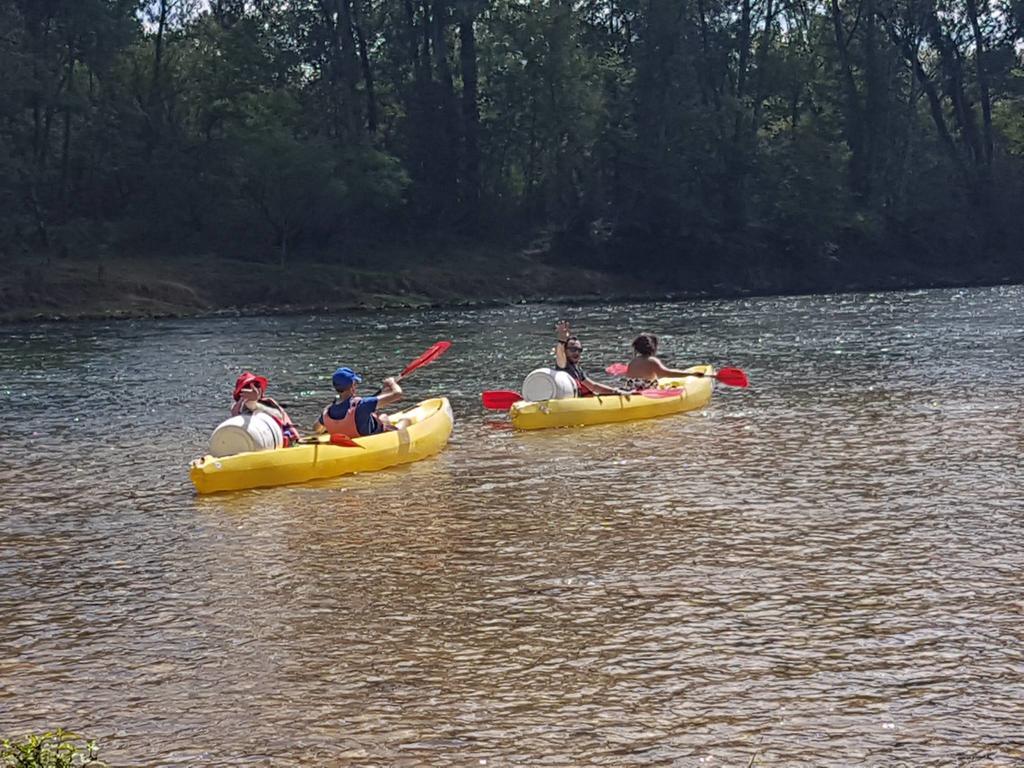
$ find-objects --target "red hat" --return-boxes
[233,371,269,401]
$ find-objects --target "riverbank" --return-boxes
[0,248,658,323]
[2,243,1021,323]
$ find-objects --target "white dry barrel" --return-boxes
[209,412,284,457]
[521,368,578,402]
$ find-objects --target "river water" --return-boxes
[1,287,1022,766]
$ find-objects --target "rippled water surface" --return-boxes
[2,287,1023,766]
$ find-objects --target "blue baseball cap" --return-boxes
[331,367,363,390]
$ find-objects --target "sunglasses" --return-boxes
[566,345,583,353]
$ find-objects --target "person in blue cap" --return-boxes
[315,366,404,438]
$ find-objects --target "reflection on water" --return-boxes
[2,287,1023,765]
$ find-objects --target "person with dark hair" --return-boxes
[622,333,694,390]
[554,320,628,396]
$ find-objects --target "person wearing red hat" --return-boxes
[230,371,300,446]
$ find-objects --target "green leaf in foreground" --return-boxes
[0,730,105,768]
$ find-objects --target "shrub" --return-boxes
[0,730,104,768]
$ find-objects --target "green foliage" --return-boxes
[0,730,104,768]
[0,0,1020,289]
[993,67,1024,158]
[994,99,1024,157]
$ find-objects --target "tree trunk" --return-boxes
[831,0,868,197]
[750,0,776,136]
[431,0,460,213]
[431,0,454,92]
[726,0,752,226]
[882,18,963,173]
[736,0,751,103]
[337,0,362,139]
[458,5,480,229]
[861,0,883,197]
[352,0,378,133]
[421,0,433,71]
[921,8,983,169]
[403,0,422,76]
[319,0,362,140]
[152,0,167,97]
[150,0,168,149]
[964,0,994,168]
[696,0,720,109]
[61,40,74,209]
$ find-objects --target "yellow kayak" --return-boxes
[509,366,714,430]
[190,398,454,494]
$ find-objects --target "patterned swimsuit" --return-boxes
[622,377,659,391]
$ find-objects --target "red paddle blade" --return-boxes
[605,363,628,376]
[482,390,522,410]
[328,433,365,448]
[400,341,452,378]
[715,367,749,388]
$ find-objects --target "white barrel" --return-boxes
[521,367,578,402]
[209,412,283,457]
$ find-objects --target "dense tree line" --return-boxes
[1,0,1022,290]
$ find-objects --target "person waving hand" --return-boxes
[553,320,627,396]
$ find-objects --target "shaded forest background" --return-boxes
[1,0,1023,310]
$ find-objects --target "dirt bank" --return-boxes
[0,249,672,322]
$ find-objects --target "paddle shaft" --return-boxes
[372,374,403,398]
[372,341,452,396]
[297,433,364,448]
[605,363,748,388]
